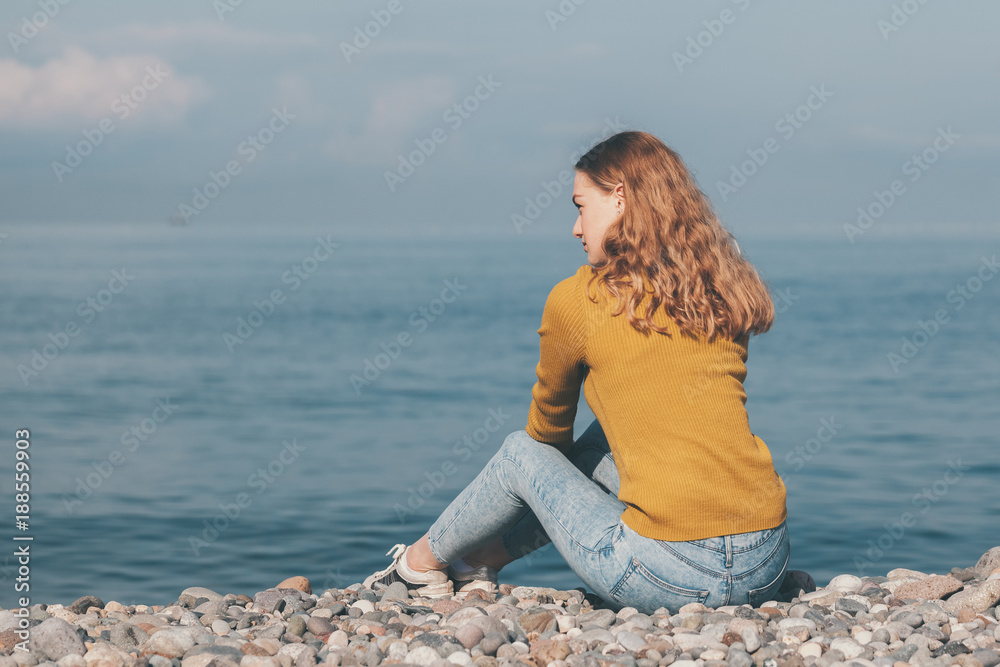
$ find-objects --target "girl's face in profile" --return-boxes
[571,171,622,266]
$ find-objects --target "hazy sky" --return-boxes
[1,0,998,238]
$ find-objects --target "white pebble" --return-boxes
[830,637,864,660]
[615,631,646,651]
[405,646,441,666]
[799,590,840,603]
[741,628,761,653]
[798,643,823,659]
[854,630,873,645]
[511,641,529,654]
[616,607,639,621]
[447,651,472,666]
[778,618,817,632]
[326,630,349,648]
[779,629,806,644]
[211,619,231,635]
[950,627,972,642]
[350,600,374,614]
[56,656,86,667]
[700,649,726,661]
[556,615,577,633]
[828,574,863,593]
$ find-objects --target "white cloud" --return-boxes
[325,75,458,165]
[0,47,210,128]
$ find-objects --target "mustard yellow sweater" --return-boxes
[526,265,787,541]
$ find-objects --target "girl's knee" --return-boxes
[501,429,533,453]
[501,429,557,459]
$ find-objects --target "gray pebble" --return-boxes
[109,622,149,651]
[179,587,223,607]
[614,631,644,651]
[454,624,484,650]
[740,628,760,654]
[835,598,868,615]
[728,648,754,667]
[890,644,919,663]
[892,610,923,627]
[973,649,1000,667]
[479,631,508,656]
[628,613,653,629]
[578,609,617,628]
[66,596,104,615]
[305,616,335,635]
[184,645,244,662]
[28,618,85,661]
[286,615,307,637]
[381,582,409,601]
[822,616,850,636]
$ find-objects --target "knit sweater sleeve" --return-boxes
[525,273,587,454]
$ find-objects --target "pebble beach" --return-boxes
[3,547,999,667]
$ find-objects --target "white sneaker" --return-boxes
[361,544,454,599]
[446,560,499,599]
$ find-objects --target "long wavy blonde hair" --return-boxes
[576,130,774,342]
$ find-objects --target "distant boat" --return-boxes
[169,212,189,226]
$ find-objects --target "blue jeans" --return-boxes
[427,420,790,614]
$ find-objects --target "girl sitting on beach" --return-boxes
[363,130,790,614]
